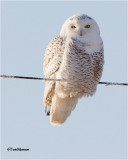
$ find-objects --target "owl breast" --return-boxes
[56,40,104,98]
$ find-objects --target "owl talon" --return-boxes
[46,110,50,116]
[45,106,50,116]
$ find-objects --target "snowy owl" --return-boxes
[43,14,104,126]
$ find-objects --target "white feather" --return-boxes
[43,14,104,126]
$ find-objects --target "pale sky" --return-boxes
[1,1,127,159]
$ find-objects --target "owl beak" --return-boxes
[80,30,83,36]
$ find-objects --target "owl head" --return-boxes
[60,14,101,41]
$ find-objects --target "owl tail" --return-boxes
[50,94,78,126]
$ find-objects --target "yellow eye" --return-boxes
[85,25,90,28]
[71,26,76,28]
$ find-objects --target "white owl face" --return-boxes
[60,14,101,41]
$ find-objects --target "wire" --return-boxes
[0,74,128,86]
[0,74,60,81]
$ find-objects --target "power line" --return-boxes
[0,75,61,81]
[0,74,128,86]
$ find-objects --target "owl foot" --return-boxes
[45,106,50,116]
[46,110,50,116]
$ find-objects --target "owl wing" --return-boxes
[92,49,104,82]
[43,36,65,107]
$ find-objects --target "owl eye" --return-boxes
[85,25,90,28]
[71,26,76,28]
